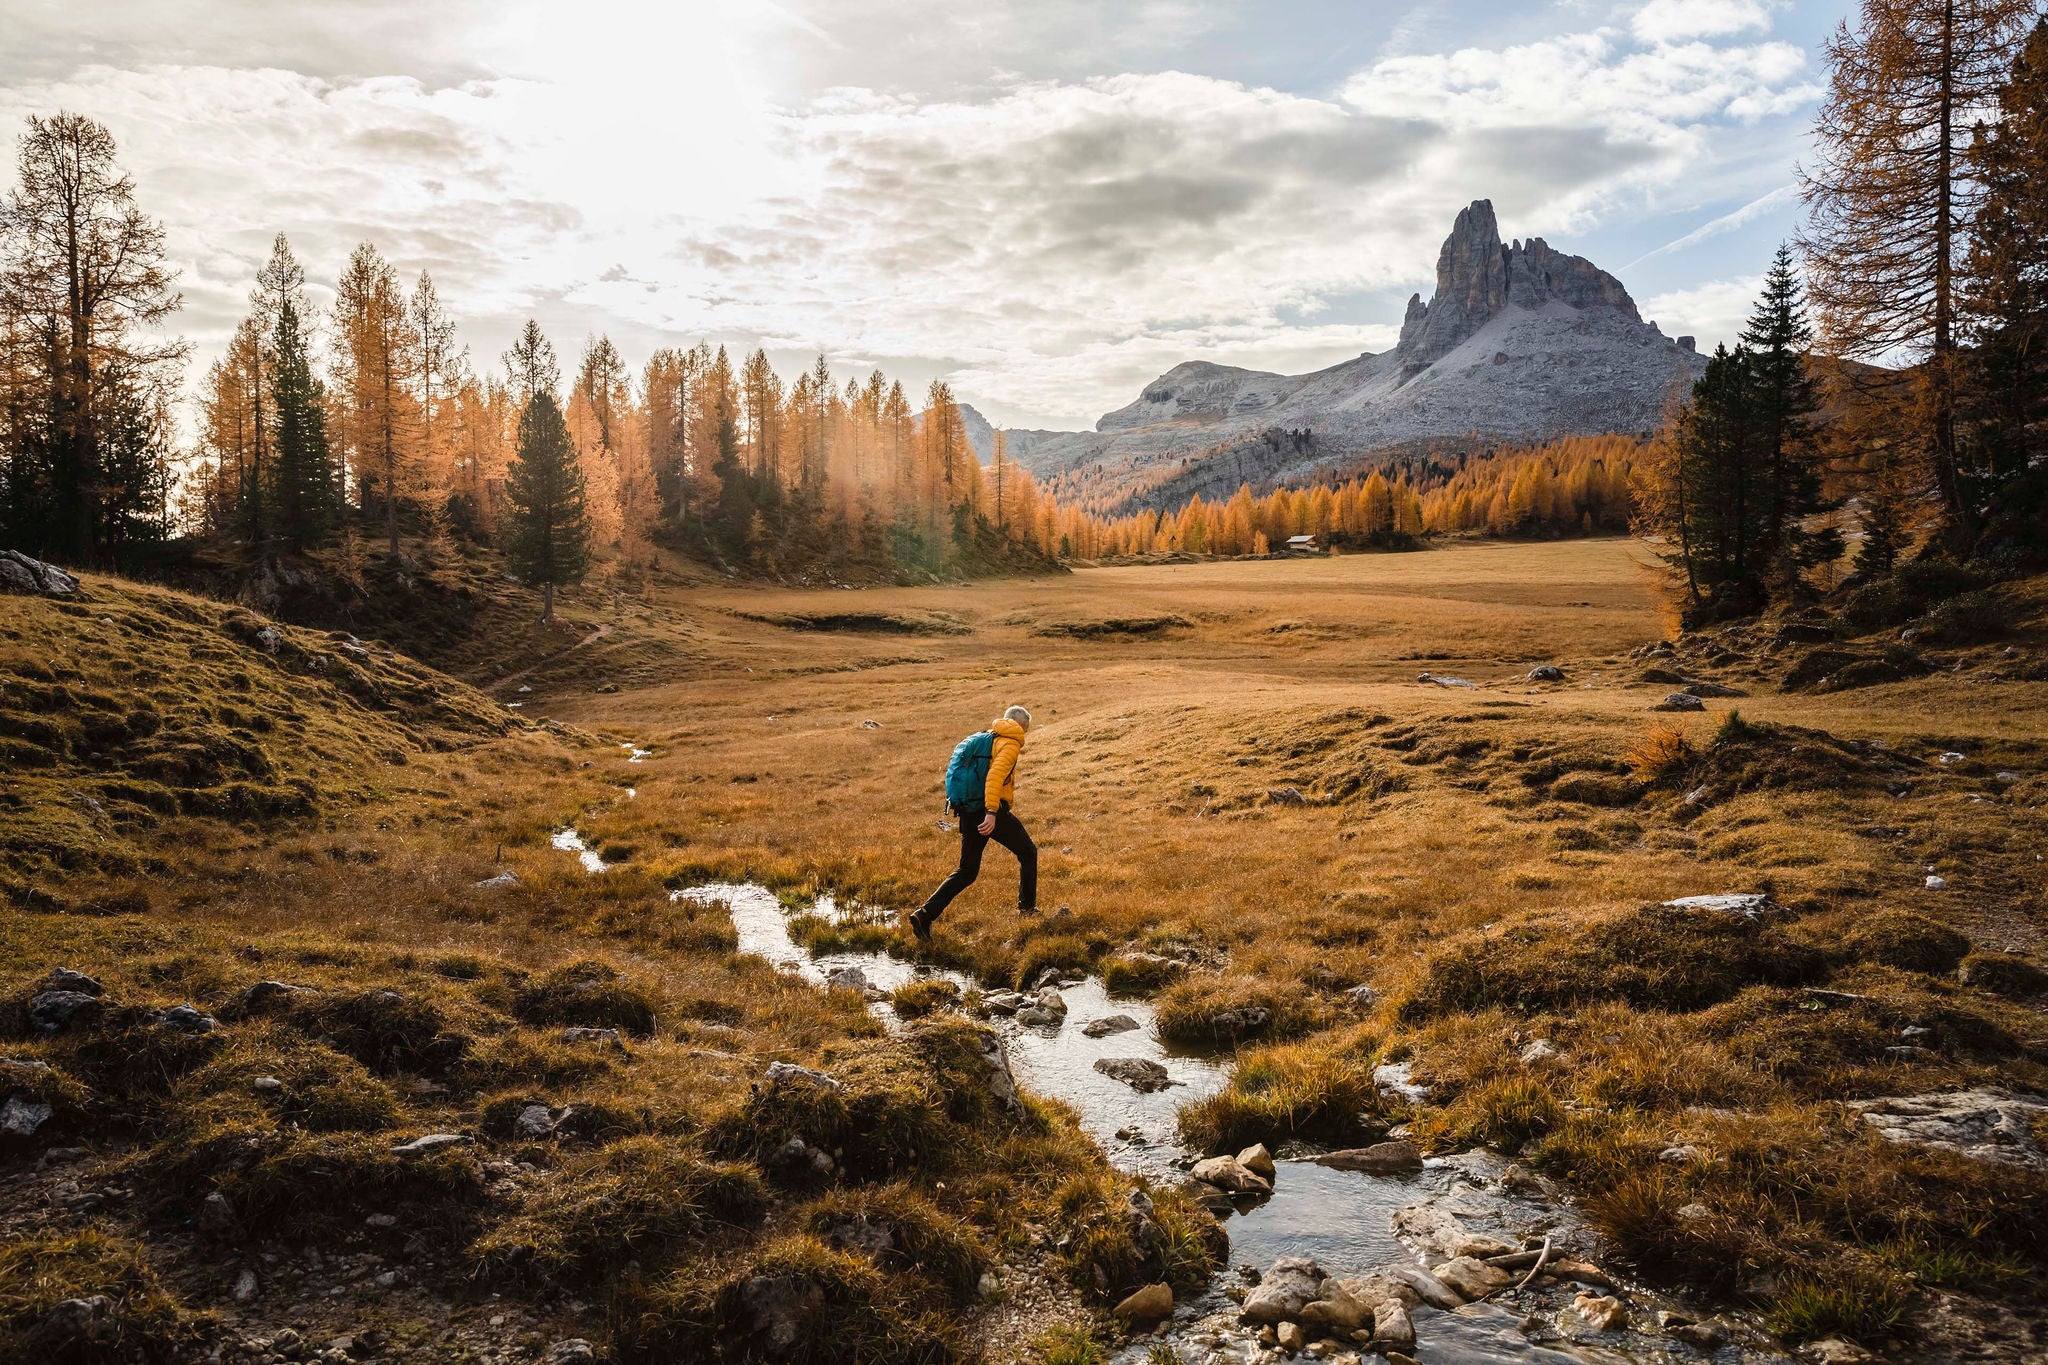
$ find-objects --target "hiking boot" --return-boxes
[907,909,933,944]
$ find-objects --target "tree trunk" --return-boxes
[1933,0,1964,544]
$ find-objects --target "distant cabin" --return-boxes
[1285,535,1321,554]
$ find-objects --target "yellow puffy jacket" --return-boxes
[984,717,1026,810]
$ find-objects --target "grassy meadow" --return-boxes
[5,536,2047,1361]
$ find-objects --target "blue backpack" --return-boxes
[942,730,996,812]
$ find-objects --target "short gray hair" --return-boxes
[1003,705,1032,730]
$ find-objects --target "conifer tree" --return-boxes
[1801,0,2038,544]
[1740,243,1838,583]
[1962,18,2048,539]
[503,320,559,407]
[503,391,590,624]
[269,297,337,552]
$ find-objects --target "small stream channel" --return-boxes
[537,817,1779,1364]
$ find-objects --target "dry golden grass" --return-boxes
[9,535,2048,1356]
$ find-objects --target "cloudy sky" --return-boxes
[3,0,1844,431]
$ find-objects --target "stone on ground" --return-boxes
[1113,1282,1174,1323]
[1315,1140,1422,1175]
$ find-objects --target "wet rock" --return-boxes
[1652,692,1705,712]
[980,991,1027,1016]
[562,1027,626,1048]
[391,1133,473,1158]
[546,1341,598,1365]
[1527,665,1565,681]
[0,1096,53,1137]
[1379,1263,1464,1310]
[1518,1039,1560,1064]
[1850,1089,2048,1168]
[29,990,103,1034]
[1572,1293,1627,1332]
[1093,1056,1176,1092]
[43,968,103,997]
[1114,1281,1174,1323]
[1372,1299,1417,1352]
[1391,1202,1514,1259]
[1299,1280,1376,1334]
[1237,1143,1275,1179]
[1081,1014,1141,1038]
[1314,1140,1422,1175]
[1015,986,1069,1027]
[0,550,80,597]
[152,1003,218,1034]
[1192,1155,1272,1194]
[1239,1256,1325,1324]
[824,965,870,994]
[1547,1258,1616,1290]
[1661,1313,1727,1348]
[1276,1321,1307,1352]
[1432,1256,1511,1299]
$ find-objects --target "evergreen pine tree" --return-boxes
[269,298,337,553]
[504,392,590,623]
[1740,243,1839,585]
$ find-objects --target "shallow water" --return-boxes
[550,827,607,874]
[694,882,1778,1365]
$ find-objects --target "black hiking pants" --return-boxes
[920,803,1036,921]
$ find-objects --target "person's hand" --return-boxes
[978,812,997,836]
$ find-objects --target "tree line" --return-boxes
[1639,4,2048,621]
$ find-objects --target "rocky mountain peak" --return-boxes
[1396,199,1641,374]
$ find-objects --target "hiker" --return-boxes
[909,705,1037,941]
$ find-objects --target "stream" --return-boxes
[541,822,1780,1364]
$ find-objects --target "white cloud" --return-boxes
[1,1,1823,431]
[1631,0,1774,46]
[1643,273,1764,349]
[1625,182,1798,267]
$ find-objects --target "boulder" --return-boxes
[1015,986,1069,1027]
[1431,1256,1511,1300]
[0,550,80,597]
[1805,1340,1876,1364]
[1191,1155,1272,1194]
[1237,1143,1276,1179]
[1372,1299,1417,1353]
[1095,1057,1176,1092]
[763,1061,841,1093]
[1314,1140,1422,1175]
[1238,1256,1325,1324]
[1850,1089,2048,1169]
[0,1096,54,1138]
[1527,665,1565,682]
[1297,1280,1375,1334]
[1113,1282,1174,1323]
[1081,1014,1141,1038]
[1652,692,1706,712]
[43,969,103,997]
[28,991,102,1034]
[824,965,870,994]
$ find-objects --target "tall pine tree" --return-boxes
[503,391,590,623]
[270,297,338,553]
[1740,243,1838,587]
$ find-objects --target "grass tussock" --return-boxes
[1053,1173,1225,1303]
[512,958,660,1036]
[1178,1028,1387,1153]
[0,1229,196,1363]
[1154,974,1326,1046]
[800,1184,991,1303]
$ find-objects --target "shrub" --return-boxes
[615,1233,964,1365]
[1624,721,1696,783]
[512,960,657,1037]
[1154,975,1325,1047]
[0,1229,193,1363]
[1101,954,1187,998]
[470,1137,767,1285]
[1841,910,1971,975]
[801,1185,990,1303]
[1178,1031,1386,1153]
[1401,906,1827,1019]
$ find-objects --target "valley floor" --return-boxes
[5,536,2046,1363]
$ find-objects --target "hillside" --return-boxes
[1005,200,1709,512]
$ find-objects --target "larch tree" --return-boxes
[409,271,459,501]
[330,242,417,556]
[1800,0,2038,545]
[0,112,184,564]
[503,390,590,624]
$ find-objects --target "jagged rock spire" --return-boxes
[1397,200,1642,374]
